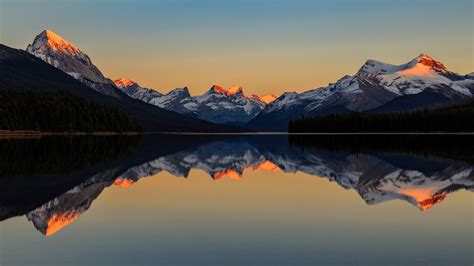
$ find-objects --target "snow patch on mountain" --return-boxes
[27,29,118,96]
[117,81,271,125]
[252,94,279,104]
[250,53,474,130]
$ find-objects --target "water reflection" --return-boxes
[0,135,472,237]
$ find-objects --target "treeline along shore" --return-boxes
[0,90,141,133]
[289,101,474,133]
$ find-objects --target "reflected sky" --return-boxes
[0,135,473,265]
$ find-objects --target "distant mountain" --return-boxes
[0,43,240,132]
[21,30,474,131]
[248,54,474,131]
[252,93,278,104]
[115,79,278,125]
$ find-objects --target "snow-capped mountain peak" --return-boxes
[27,29,82,56]
[210,85,244,96]
[353,53,470,97]
[252,94,279,104]
[357,54,448,77]
[168,87,191,97]
[249,53,473,130]
[114,77,138,89]
[27,29,117,95]
[410,53,447,71]
[357,59,398,76]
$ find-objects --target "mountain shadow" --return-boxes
[0,44,242,132]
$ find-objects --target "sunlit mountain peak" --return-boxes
[114,177,135,188]
[26,29,116,91]
[252,160,280,172]
[417,194,448,211]
[413,53,447,71]
[393,54,448,78]
[252,94,279,104]
[114,77,138,89]
[30,29,82,55]
[213,169,242,180]
[398,187,447,211]
[212,161,281,181]
[211,85,244,96]
[45,213,81,236]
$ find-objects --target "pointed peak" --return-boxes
[44,213,81,236]
[114,177,135,188]
[210,84,224,90]
[210,85,244,96]
[252,94,279,104]
[169,87,191,97]
[172,86,189,92]
[412,53,447,71]
[417,53,429,57]
[114,77,138,89]
[28,29,81,55]
[40,29,64,41]
[178,86,189,92]
[213,169,242,181]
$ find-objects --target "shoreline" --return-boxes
[0,131,140,138]
[1,130,474,138]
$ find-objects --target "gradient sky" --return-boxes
[1,0,473,95]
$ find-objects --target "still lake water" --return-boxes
[0,135,472,266]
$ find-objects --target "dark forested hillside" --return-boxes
[0,90,141,132]
[289,101,474,133]
[0,44,242,132]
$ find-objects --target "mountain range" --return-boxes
[114,49,474,130]
[1,136,472,236]
[2,29,473,131]
[114,79,278,125]
[1,30,240,132]
[248,54,474,130]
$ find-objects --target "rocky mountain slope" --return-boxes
[248,54,474,131]
[26,30,120,97]
[0,43,240,132]
[115,79,278,125]
[21,29,474,131]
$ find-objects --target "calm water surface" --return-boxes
[0,135,472,266]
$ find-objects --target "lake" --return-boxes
[0,135,472,266]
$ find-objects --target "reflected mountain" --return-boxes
[0,135,472,236]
